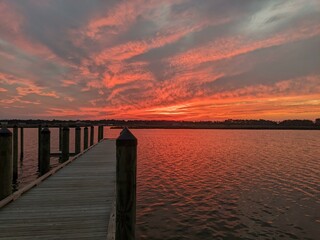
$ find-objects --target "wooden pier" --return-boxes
[0,126,137,240]
[0,140,115,239]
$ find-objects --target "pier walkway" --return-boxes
[0,139,116,240]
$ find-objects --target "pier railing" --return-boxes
[0,123,105,199]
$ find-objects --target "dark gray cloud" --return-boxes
[202,35,320,93]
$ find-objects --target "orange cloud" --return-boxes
[94,20,210,64]
[61,80,77,87]
[96,74,320,121]
[102,62,154,88]
[0,72,60,98]
[138,75,320,120]
[16,86,59,98]
[0,97,40,105]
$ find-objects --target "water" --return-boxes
[10,129,320,239]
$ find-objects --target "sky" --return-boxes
[0,0,320,121]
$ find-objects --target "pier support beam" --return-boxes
[20,127,24,161]
[12,125,18,182]
[116,128,137,240]
[90,126,94,146]
[61,127,69,163]
[39,127,50,175]
[0,127,13,200]
[84,127,88,150]
[75,126,81,154]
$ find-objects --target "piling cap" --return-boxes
[41,127,50,133]
[116,127,137,146]
[0,127,12,136]
[63,126,70,131]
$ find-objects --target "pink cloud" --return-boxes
[0,72,60,98]
[16,86,59,98]
[61,80,77,87]
[85,0,187,40]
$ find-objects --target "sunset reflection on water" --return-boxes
[132,129,320,240]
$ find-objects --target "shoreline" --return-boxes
[110,126,320,130]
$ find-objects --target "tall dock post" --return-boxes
[12,125,18,182]
[90,126,94,146]
[75,126,81,154]
[0,127,13,200]
[101,125,104,140]
[84,127,88,150]
[38,125,42,170]
[98,126,104,141]
[116,128,137,240]
[59,126,62,152]
[39,127,50,175]
[98,126,101,142]
[61,127,70,162]
[20,127,24,161]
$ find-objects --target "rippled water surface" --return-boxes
[133,129,320,240]
[13,129,320,239]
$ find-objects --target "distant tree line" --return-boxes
[1,118,320,129]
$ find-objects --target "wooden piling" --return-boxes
[38,125,42,169]
[75,126,81,154]
[98,126,104,141]
[0,127,13,200]
[61,127,69,163]
[101,125,104,140]
[39,127,50,175]
[20,127,24,161]
[12,125,18,182]
[59,126,62,151]
[116,128,137,240]
[84,127,88,150]
[90,126,94,146]
[98,126,101,142]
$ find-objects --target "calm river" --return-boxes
[9,128,320,239]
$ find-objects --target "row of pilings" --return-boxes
[0,125,105,201]
[1,125,138,240]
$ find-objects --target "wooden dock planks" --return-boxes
[0,139,116,240]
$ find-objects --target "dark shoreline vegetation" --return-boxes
[1,118,320,130]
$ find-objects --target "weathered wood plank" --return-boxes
[0,140,116,240]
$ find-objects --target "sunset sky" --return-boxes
[0,0,320,120]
